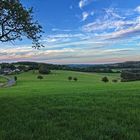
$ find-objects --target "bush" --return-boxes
[37,75,43,80]
[39,64,51,74]
[68,76,72,81]
[102,77,109,83]
[121,70,140,82]
[73,77,78,82]
[14,76,17,81]
[112,79,118,83]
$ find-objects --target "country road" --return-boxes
[0,75,16,87]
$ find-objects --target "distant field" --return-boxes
[0,70,140,140]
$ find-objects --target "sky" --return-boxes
[0,0,140,64]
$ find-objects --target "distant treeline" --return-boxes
[66,67,119,73]
[14,62,68,71]
[104,61,140,69]
[121,70,140,82]
[0,61,140,74]
[0,62,119,73]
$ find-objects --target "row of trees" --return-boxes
[66,67,120,73]
[0,63,51,75]
[102,77,118,83]
[37,76,78,81]
[68,76,78,82]
[0,62,121,74]
[121,70,140,82]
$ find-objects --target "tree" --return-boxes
[121,70,140,82]
[102,77,109,83]
[0,0,43,48]
[73,77,78,82]
[68,76,72,81]
[1,63,15,70]
[17,65,27,71]
[37,75,43,80]
[14,76,17,81]
[39,64,51,74]
[112,79,118,83]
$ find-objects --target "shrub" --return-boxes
[68,76,72,81]
[121,70,140,82]
[14,76,17,81]
[102,77,109,83]
[112,79,118,83]
[73,77,78,82]
[37,75,43,80]
[39,64,51,74]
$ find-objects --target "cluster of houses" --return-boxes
[0,68,20,75]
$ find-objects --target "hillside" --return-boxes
[0,70,140,140]
[1,61,140,74]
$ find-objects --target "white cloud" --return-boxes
[82,19,135,32]
[51,28,71,32]
[81,11,94,21]
[102,48,135,54]
[82,8,127,32]
[101,24,140,40]
[0,37,139,64]
[135,6,140,13]
[104,8,124,19]
[82,12,89,21]
[82,7,140,41]
[43,33,86,44]
[79,0,85,9]
[79,0,93,9]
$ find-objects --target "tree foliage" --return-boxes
[39,64,51,74]
[68,76,72,81]
[73,77,78,82]
[102,77,109,83]
[112,79,118,83]
[121,70,140,82]
[0,0,43,48]
[37,75,43,80]
[14,76,17,81]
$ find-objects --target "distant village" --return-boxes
[0,68,20,75]
[0,63,30,75]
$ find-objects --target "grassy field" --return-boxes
[0,76,7,84]
[0,70,140,140]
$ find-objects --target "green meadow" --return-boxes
[0,77,6,83]
[0,70,140,140]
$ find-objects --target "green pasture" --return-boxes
[0,70,140,140]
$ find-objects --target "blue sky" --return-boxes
[0,0,140,64]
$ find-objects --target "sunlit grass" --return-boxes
[0,70,140,140]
